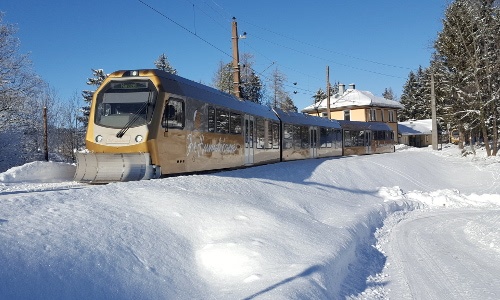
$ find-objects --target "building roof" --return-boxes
[301,88,404,113]
[398,119,432,136]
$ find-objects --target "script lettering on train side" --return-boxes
[186,133,238,157]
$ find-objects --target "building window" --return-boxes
[369,109,376,121]
[388,110,395,122]
[380,109,385,122]
[344,110,350,121]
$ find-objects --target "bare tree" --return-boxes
[0,12,40,129]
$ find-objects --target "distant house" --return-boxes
[301,83,403,142]
[398,119,433,147]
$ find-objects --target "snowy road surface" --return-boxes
[383,209,500,300]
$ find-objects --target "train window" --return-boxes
[266,121,273,149]
[95,80,157,129]
[208,106,216,132]
[356,131,365,146]
[256,118,265,149]
[272,122,280,149]
[334,129,342,148]
[344,130,352,147]
[283,124,293,149]
[320,128,330,148]
[216,109,229,133]
[162,98,185,129]
[293,126,301,149]
[301,126,309,149]
[230,113,242,134]
[246,119,254,148]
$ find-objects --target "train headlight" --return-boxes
[95,135,103,143]
[135,135,144,143]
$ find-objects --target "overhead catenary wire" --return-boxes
[203,0,412,71]
[138,0,406,98]
[137,0,232,59]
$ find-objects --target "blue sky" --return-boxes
[1,0,447,110]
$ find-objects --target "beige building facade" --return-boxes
[301,84,403,142]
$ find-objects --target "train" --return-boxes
[74,69,395,183]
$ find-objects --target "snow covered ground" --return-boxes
[0,145,499,299]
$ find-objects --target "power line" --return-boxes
[250,34,405,79]
[137,0,231,59]
[203,0,412,71]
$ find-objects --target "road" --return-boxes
[384,209,500,300]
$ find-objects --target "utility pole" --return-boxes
[231,17,242,99]
[43,106,49,161]
[431,73,439,150]
[326,66,331,119]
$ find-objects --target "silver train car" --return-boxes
[75,69,394,183]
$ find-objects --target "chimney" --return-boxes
[349,83,356,90]
[338,83,345,95]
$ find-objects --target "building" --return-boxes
[301,83,403,141]
[397,119,433,147]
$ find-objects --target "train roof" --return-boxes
[274,108,341,128]
[338,120,393,131]
[113,69,279,121]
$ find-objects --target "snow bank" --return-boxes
[379,186,500,209]
[0,161,75,183]
[0,146,499,299]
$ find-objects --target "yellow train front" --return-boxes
[74,69,280,183]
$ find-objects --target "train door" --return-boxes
[365,131,372,154]
[310,127,318,158]
[244,115,254,165]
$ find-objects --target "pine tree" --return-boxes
[79,69,107,127]
[154,53,177,74]
[382,87,395,100]
[241,70,263,104]
[212,61,233,94]
[312,88,326,104]
[240,53,263,104]
[434,0,500,155]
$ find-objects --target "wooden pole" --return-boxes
[43,106,49,161]
[326,66,331,119]
[231,17,242,99]
[431,73,439,150]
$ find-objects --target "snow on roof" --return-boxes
[398,119,433,135]
[302,88,404,113]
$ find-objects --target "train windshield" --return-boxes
[94,80,157,128]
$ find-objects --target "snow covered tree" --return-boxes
[382,87,395,100]
[399,67,431,121]
[212,61,233,94]
[434,0,500,155]
[241,70,263,104]
[213,53,264,103]
[240,54,263,104]
[312,88,326,104]
[79,69,107,127]
[154,53,177,74]
[0,12,40,129]
[269,67,297,111]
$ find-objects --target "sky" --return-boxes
[1,0,447,110]
[1,145,499,299]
